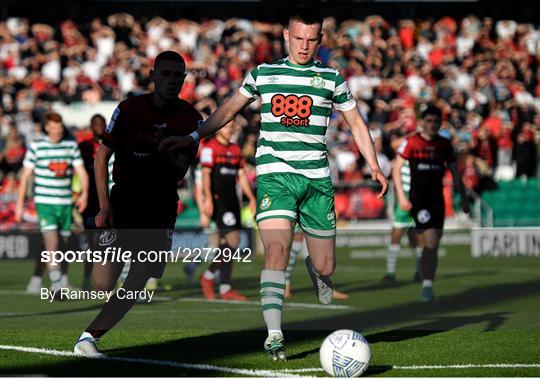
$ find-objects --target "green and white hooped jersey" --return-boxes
[23,137,83,205]
[240,57,356,180]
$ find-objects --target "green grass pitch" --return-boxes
[1,244,539,377]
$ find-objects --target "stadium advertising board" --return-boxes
[472,228,540,257]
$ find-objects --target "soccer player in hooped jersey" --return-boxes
[394,105,469,301]
[74,51,202,356]
[15,112,89,293]
[161,7,388,360]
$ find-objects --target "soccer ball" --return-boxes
[320,329,371,377]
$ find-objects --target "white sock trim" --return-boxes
[268,329,283,337]
[203,270,215,280]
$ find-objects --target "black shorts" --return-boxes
[410,192,445,230]
[212,199,241,231]
[97,228,172,278]
[107,185,177,278]
[110,185,178,228]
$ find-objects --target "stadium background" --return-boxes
[2,0,539,233]
[0,1,539,376]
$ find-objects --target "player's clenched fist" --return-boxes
[95,208,113,228]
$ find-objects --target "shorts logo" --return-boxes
[222,212,237,227]
[417,209,431,224]
[310,74,326,89]
[327,212,336,227]
[260,195,272,211]
[99,228,117,246]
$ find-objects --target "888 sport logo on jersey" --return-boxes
[271,94,313,127]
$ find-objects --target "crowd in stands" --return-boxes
[1,13,539,222]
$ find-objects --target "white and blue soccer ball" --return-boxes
[320,329,371,377]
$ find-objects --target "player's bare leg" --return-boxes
[26,255,46,294]
[382,227,406,284]
[418,228,442,301]
[407,228,425,282]
[304,235,335,305]
[41,231,69,293]
[258,218,293,361]
[284,231,306,298]
[200,227,226,300]
[218,229,246,300]
[75,260,153,356]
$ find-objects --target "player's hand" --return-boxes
[76,193,88,214]
[249,198,257,215]
[95,208,113,228]
[371,168,388,199]
[398,197,412,211]
[14,203,24,223]
[159,136,195,154]
[203,198,213,218]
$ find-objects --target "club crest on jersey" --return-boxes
[260,195,272,210]
[310,74,325,89]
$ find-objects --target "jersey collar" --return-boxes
[284,56,316,68]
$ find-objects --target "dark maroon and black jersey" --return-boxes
[200,138,244,200]
[397,133,455,195]
[102,93,202,197]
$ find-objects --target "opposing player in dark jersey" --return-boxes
[395,105,469,301]
[199,121,256,300]
[74,51,202,356]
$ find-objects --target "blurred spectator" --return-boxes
[1,13,539,223]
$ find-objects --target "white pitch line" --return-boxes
[0,345,309,378]
[0,291,350,310]
[178,297,351,310]
[1,345,538,375]
[281,363,540,373]
[393,363,540,369]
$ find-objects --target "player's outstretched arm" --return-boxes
[448,162,471,214]
[199,91,252,139]
[341,108,388,198]
[94,144,114,227]
[160,91,252,153]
